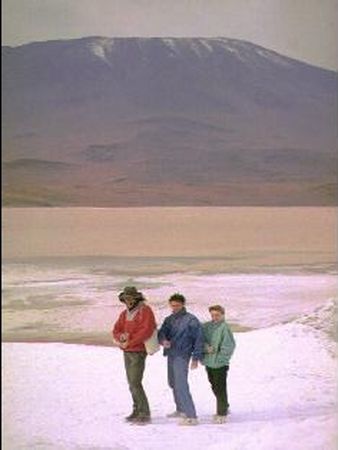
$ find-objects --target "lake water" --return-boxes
[2,207,337,345]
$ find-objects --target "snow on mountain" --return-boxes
[79,36,298,66]
[86,38,115,67]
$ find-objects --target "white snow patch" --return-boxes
[187,39,205,58]
[255,48,291,67]
[140,273,337,329]
[87,39,114,67]
[2,322,337,450]
[216,40,248,63]
[162,38,180,56]
[211,38,290,68]
[198,39,214,53]
[297,297,337,353]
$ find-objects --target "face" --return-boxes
[210,310,224,322]
[169,300,184,314]
[124,296,137,310]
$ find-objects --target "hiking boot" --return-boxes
[133,416,151,425]
[178,417,198,426]
[125,411,138,422]
[167,411,186,418]
[213,415,227,424]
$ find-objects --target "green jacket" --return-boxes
[202,320,236,368]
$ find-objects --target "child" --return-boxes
[202,305,236,424]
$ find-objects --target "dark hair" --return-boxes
[169,293,186,304]
[208,305,225,315]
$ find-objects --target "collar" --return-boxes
[127,300,144,312]
[173,307,187,317]
[210,319,225,326]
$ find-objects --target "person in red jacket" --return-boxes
[112,286,156,424]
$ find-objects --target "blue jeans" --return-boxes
[167,355,197,418]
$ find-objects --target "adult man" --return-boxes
[158,293,204,426]
[202,304,236,424]
[112,286,156,424]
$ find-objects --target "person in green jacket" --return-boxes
[202,305,236,424]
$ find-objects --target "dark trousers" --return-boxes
[206,365,229,416]
[124,351,150,417]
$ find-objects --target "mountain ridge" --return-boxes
[2,36,337,206]
[3,36,337,72]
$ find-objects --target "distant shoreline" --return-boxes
[3,206,336,210]
[2,207,336,262]
[3,256,336,277]
[1,322,253,348]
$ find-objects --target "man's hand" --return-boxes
[119,341,129,350]
[190,359,198,370]
[162,340,171,349]
[119,333,129,343]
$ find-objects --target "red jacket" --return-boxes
[112,303,156,352]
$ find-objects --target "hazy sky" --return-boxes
[2,0,338,70]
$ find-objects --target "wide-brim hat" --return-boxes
[118,286,144,303]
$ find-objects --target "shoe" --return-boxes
[125,411,138,422]
[213,409,230,418]
[178,417,198,426]
[167,411,186,418]
[133,416,151,425]
[213,415,227,424]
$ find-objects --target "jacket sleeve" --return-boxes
[202,322,210,343]
[219,325,236,362]
[191,318,205,361]
[112,311,125,342]
[126,306,156,348]
[158,317,170,343]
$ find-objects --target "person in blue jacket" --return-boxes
[158,293,204,426]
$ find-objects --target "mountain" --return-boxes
[2,37,337,206]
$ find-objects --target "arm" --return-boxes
[219,325,236,361]
[202,322,214,353]
[112,311,126,342]
[126,306,156,348]
[158,317,171,343]
[191,319,205,362]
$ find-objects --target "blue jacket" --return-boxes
[158,308,204,361]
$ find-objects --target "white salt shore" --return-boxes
[2,319,337,450]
